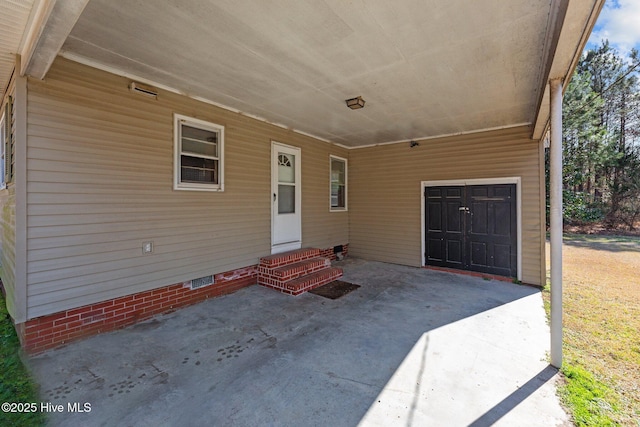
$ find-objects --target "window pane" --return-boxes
[331,157,346,209]
[181,155,217,184]
[182,137,217,158]
[174,116,224,191]
[182,124,218,143]
[331,158,345,184]
[181,124,218,157]
[278,184,295,214]
[331,184,345,208]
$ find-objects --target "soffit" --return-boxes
[0,0,35,97]
[60,1,570,146]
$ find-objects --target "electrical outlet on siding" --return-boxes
[142,241,154,254]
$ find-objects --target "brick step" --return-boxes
[258,257,330,282]
[260,267,343,296]
[259,248,320,268]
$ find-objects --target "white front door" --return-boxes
[271,142,302,253]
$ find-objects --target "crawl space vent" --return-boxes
[189,275,214,290]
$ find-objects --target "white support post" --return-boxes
[549,78,563,368]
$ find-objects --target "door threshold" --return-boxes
[423,266,524,285]
[271,241,302,255]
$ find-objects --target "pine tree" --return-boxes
[559,41,640,229]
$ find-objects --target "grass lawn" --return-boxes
[0,292,46,427]
[544,234,640,426]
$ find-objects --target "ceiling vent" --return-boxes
[129,81,158,99]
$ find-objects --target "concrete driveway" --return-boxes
[29,258,569,426]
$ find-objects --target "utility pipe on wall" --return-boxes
[549,78,563,368]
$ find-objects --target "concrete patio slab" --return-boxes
[28,259,569,426]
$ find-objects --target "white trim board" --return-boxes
[351,123,532,150]
[420,177,522,281]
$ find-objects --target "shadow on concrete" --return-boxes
[406,333,429,427]
[467,365,559,427]
[29,258,561,427]
[561,234,640,253]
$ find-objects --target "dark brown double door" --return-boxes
[425,184,517,277]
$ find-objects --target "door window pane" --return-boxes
[278,184,295,214]
[278,153,295,183]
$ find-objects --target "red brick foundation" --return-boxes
[18,265,258,355]
[17,243,349,355]
[318,243,349,261]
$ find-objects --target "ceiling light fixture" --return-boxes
[345,96,365,110]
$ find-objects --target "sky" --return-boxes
[586,0,640,57]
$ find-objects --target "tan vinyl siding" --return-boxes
[300,141,350,248]
[0,80,18,320]
[25,57,348,319]
[349,126,544,286]
[0,184,16,315]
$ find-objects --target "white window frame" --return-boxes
[174,114,225,192]
[330,155,347,211]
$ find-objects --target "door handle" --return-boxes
[458,206,470,212]
[273,193,277,202]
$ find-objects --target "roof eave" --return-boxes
[19,0,89,80]
[531,0,606,140]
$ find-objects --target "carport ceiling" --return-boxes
[62,0,554,147]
